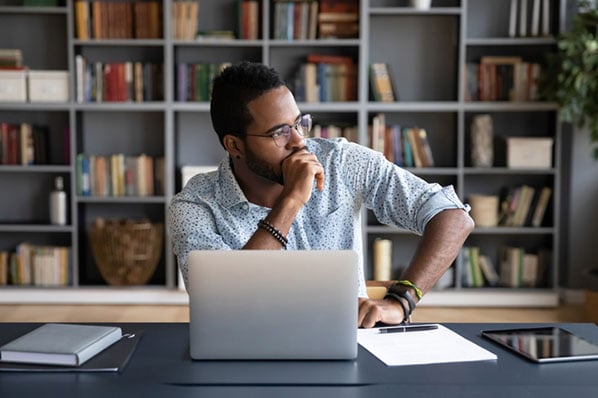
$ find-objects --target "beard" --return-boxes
[245,145,284,185]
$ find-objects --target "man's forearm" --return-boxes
[398,208,474,301]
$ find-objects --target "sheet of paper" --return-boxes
[358,324,497,366]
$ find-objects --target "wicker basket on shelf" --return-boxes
[88,218,163,286]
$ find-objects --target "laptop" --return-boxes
[187,250,359,360]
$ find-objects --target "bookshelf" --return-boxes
[0,0,564,306]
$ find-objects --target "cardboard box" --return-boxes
[28,70,69,102]
[0,69,27,102]
[507,137,553,169]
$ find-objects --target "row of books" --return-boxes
[74,0,162,40]
[309,123,358,143]
[172,0,199,40]
[292,54,357,103]
[0,244,70,287]
[461,246,550,288]
[508,0,551,38]
[76,153,165,197]
[464,57,541,102]
[370,113,435,168]
[0,49,22,68]
[176,62,230,102]
[273,0,319,40]
[498,185,552,228]
[0,123,49,166]
[75,56,164,103]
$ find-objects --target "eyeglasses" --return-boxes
[243,114,312,147]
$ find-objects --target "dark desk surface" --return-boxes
[1,322,598,397]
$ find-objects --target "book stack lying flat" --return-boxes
[0,323,122,366]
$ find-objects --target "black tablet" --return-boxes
[481,327,598,363]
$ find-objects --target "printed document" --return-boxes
[358,324,497,366]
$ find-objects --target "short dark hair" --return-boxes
[210,61,287,147]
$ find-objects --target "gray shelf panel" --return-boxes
[464,167,556,175]
[77,196,166,204]
[0,103,71,111]
[0,165,70,173]
[471,227,555,235]
[172,103,211,112]
[268,39,361,47]
[74,103,167,111]
[403,167,459,175]
[174,39,263,47]
[299,102,360,112]
[73,39,165,47]
[465,37,557,46]
[463,102,559,112]
[0,6,67,14]
[0,224,73,233]
[369,7,462,16]
[367,102,461,112]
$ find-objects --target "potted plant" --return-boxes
[540,0,598,159]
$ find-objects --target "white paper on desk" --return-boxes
[358,324,497,366]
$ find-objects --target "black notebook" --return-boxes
[0,327,142,373]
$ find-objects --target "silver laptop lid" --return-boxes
[188,250,358,360]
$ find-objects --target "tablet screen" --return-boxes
[481,327,598,363]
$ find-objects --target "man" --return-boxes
[168,61,474,328]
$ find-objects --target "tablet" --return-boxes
[481,327,598,363]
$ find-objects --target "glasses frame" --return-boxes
[242,114,312,147]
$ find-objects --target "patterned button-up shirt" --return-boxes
[168,138,469,296]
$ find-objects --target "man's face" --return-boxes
[242,86,305,185]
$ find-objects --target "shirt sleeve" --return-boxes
[167,192,231,291]
[340,142,469,235]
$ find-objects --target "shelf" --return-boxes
[0,287,558,307]
[0,224,73,233]
[0,6,67,15]
[0,0,564,306]
[463,102,559,111]
[369,7,462,16]
[367,102,461,112]
[465,37,557,46]
[77,196,166,204]
[0,165,71,173]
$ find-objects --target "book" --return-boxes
[509,0,518,37]
[369,63,396,102]
[0,326,142,373]
[0,324,122,366]
[531,186,552,227]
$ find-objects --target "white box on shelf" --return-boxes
[0,69,27,102]
[507,137,554,168]
[28,70,69,102]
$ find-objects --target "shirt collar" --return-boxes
[215,155,250,209]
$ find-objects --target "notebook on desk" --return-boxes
[187,250,359,360]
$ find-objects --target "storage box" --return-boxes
[507,137,554,169]
[0,69,27,102]
[28,70,69,102]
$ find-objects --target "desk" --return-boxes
[1,323,598,397]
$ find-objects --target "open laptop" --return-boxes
[187,250,359,360]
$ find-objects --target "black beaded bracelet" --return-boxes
[387,285,416,315]
[384,292,412,324]
[258,219,288,249]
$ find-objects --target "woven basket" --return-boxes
[88,218,163,286]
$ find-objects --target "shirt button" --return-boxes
[242,204,248,210]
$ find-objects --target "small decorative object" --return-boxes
[470,114,494,167]
[88,218,163,285]
[469,194,499,227]
[410,0,432,10]
[373,238,392,280]
[49,176,67,226]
